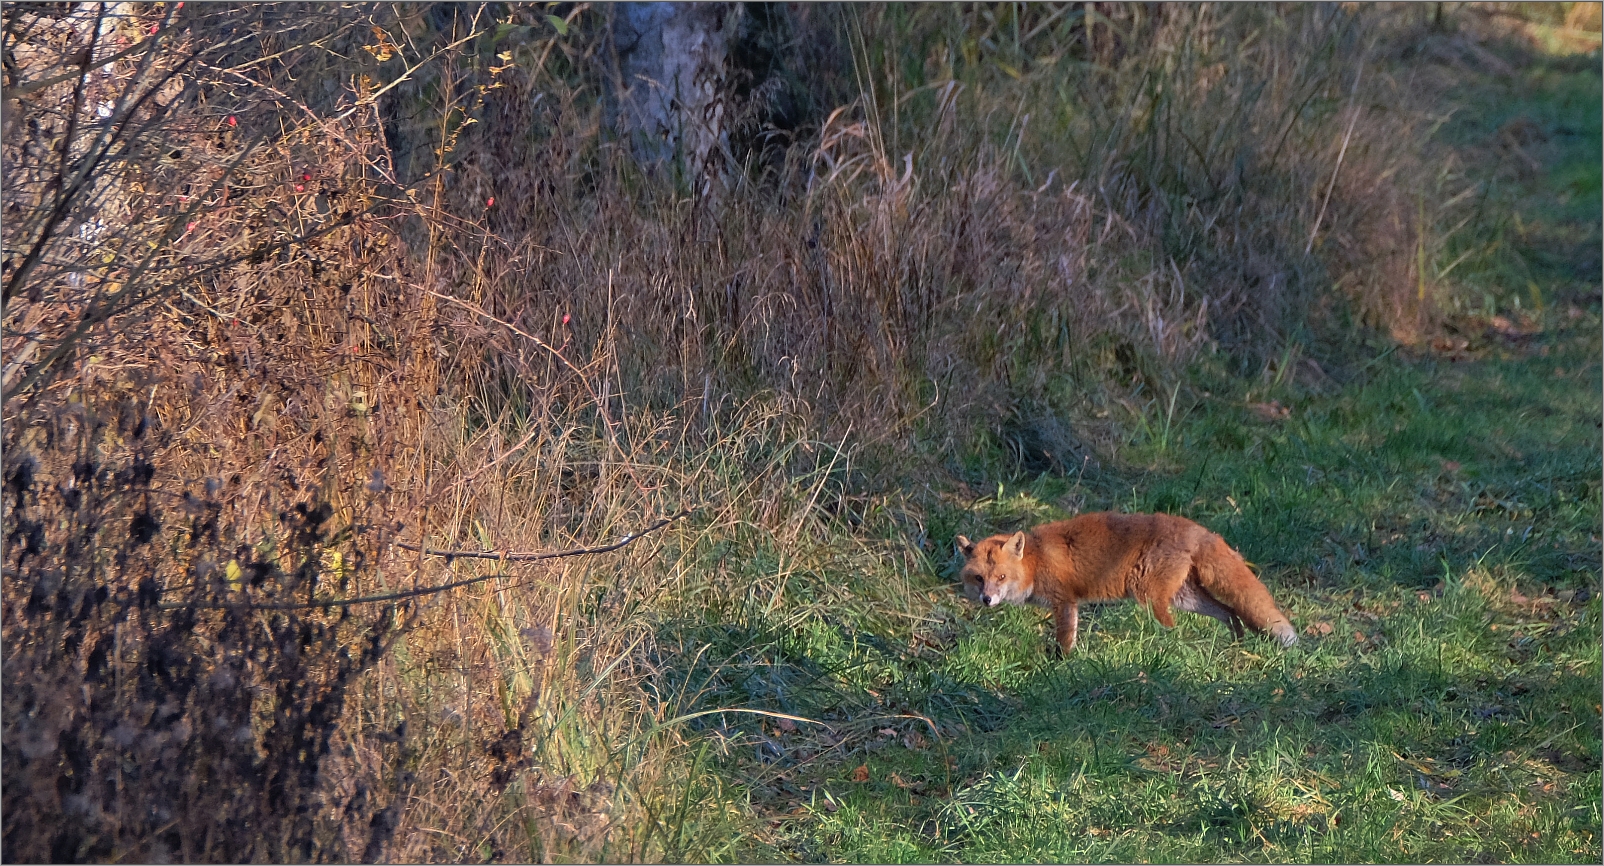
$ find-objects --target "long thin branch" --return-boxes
[0,11,194,101]
[1,29,182,310]
[1306,44,1370,256]
[394,508,692,562]
[155,508,694,611]
[422,287,593,382]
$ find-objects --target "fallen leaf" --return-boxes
[1248,400,1291,421]
[776,717,797,733]
[851,764,869,783]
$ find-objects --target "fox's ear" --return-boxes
[955,535,974,558]
[1004,531,1026,558]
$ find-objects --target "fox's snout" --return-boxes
[980,592,1000,607]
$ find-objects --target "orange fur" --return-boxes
[956,512,1297,653]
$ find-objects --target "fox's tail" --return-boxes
[1193,536,1298,647]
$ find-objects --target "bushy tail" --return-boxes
[1193,536,1298,647]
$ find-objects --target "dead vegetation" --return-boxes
[4,2,1589,861]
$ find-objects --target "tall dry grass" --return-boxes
[409,3,1440,468]
[3,2,1493,861]
[354,3,1448,857]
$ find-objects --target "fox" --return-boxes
[956,512,1297,653]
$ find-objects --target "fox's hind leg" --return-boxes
[1148,597,1177,628]
[1174,578,1245,639]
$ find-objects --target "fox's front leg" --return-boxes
[1053,602,1080,654]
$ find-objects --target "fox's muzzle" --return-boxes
[982,593,999,606]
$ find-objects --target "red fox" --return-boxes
[956,512,1297,652]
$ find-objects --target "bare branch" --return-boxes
[159,508,695,611]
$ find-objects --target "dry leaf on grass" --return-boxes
[1248,400,1291,421]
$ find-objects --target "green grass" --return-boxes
[1431,37,1602,316]
[644,30,1602,856]
[656,320,1600,863]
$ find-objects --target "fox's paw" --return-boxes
[1049,640,1077,658]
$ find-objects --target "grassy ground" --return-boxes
[649,27,1602,865]
[660,313,1600,864]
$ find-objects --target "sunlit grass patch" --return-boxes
[677,304,1600,861]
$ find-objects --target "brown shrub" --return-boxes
[3,4,429,859]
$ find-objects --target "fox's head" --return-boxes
[955,531,1034,607]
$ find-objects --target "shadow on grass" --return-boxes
[649,568,1599,861]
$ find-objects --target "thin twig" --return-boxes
[424,287,592,381]
[153,508,695,611]
[332,18,490,122]
[395,508,693,562]
[1306,44,1370,256]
